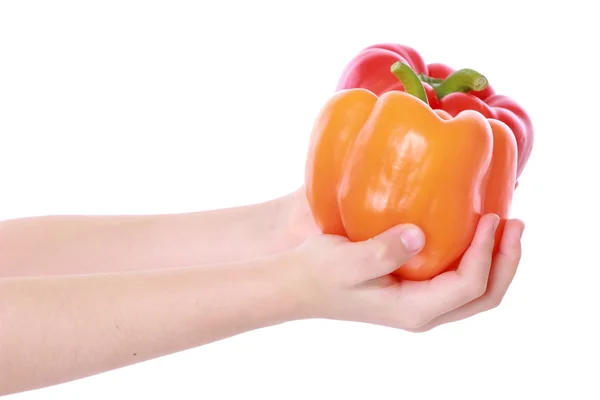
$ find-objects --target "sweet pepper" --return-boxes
[305,62,517,281]
[335,43,533,179]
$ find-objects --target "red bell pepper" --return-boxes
[335,43,533,179]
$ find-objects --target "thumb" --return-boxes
[348,224,425,281]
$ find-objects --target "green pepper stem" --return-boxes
[432,68,488,99]
[390,62,429,105]
[417,73,443,86]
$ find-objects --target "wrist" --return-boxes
[257,249,317,323]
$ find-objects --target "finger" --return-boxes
[453,213,500,282]
[346,224,425,282]
[412,219,525,332]
[396,214,499,327]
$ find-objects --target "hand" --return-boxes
[279,186,321,243]
[288,213,525,332]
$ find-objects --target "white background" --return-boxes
[1,0,598,399]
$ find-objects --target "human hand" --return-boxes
[279,186,321,242]
[288,213,525,332]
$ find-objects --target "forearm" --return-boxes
[0,254,304,395]
[0,192,305,277]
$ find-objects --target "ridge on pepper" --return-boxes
[335,43,533,179]
[305,61,518,281]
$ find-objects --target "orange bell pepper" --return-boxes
[305,62,517,281]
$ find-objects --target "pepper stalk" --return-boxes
[391,62,489,103]
[420,69,488,99]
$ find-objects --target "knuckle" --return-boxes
[487,294,505,310]
[507,240,522,253]
[402,312,430,330]
[371,240,397,265]
[473,236,495,257]
[460,279,487,301]
[472,280,488,299]
[508,251,522,266]
[474,279,488,298]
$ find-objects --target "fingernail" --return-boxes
[491,215,500,233]
[399,226,425,252]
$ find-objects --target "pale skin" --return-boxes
[0,187,525,396]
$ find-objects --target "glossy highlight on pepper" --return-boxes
[306,62,518,281]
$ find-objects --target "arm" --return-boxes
[0,214,524,396]
[0,189,315,277]
[0,253,304,396]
